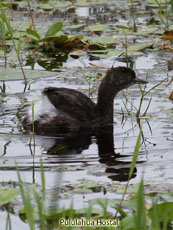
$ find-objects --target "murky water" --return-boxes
[0,1,173,229]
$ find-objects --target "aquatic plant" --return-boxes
[1,136,172,229]
[26,21,84,52]
[0,3,28,91]
[130,0,137,32]
[154,0,173,30]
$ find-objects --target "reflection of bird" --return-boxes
[23,67,147,134]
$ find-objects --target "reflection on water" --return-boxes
[42,129,138,182]
[0,126,139,182]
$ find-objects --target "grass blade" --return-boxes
[33,189,45,230]
[16,167,35,230]
[129,130,142,179]
[40,159,46,201]
[135,178,147,230]
[17,34,21,56]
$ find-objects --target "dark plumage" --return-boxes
[22,66,147,134]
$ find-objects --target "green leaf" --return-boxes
[26,28,40,41]
[0,187,20,205]
[129,130,142,178]
[17,168,35,230]
[88,36,116,45]
[171,0,173,12]
[17,34,21,56]
[45,22,63,38]
[119,214,136,230]
[67,35,83,42]
[38,3,53,10]
[107,50,124,57]
[135,178,147,230]
[76,0,89,6]
[0,19,6,41]
[64,24,85,30]
[40,159,46,201]
[127,43,153,52]
[148,202,173,223]
[126,51,144,56]
[55,1,72,7]
[1,9,13,36]
[85,24,108,32]
[0,69,57,81]
[41,34,68,46]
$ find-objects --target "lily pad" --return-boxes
[88,36,116,45]
[38,3,53,10]
[65,181,102,193]
[127,43,153,52]
[107,50,124,57]
[135,27,158,35]
[55,1,72,8]
[75,0,89,6]
[74,188,92,193]
[89,49,143,58]
[85,24,108,32]
[0,68,57,81]
[64,24,85,30]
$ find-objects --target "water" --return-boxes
[0,1,173,228]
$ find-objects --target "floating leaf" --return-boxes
[74,188,92,193]
[88,36,116,45]
[55,1,72,7]
[127,51,146,56]
[136,27,158,35]
[76,0,89,6]
[38,3,53,10]
[117,28,132,35]
[89,50,143,58]
[128,43,153,52]
[85,24,108,32]
[107,50,124,57]
[45,22,63,38]
[0,68,57,81]
[64,24,85,30]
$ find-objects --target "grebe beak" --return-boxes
[134,78,148,84]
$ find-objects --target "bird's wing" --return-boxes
[43,87,96,121]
